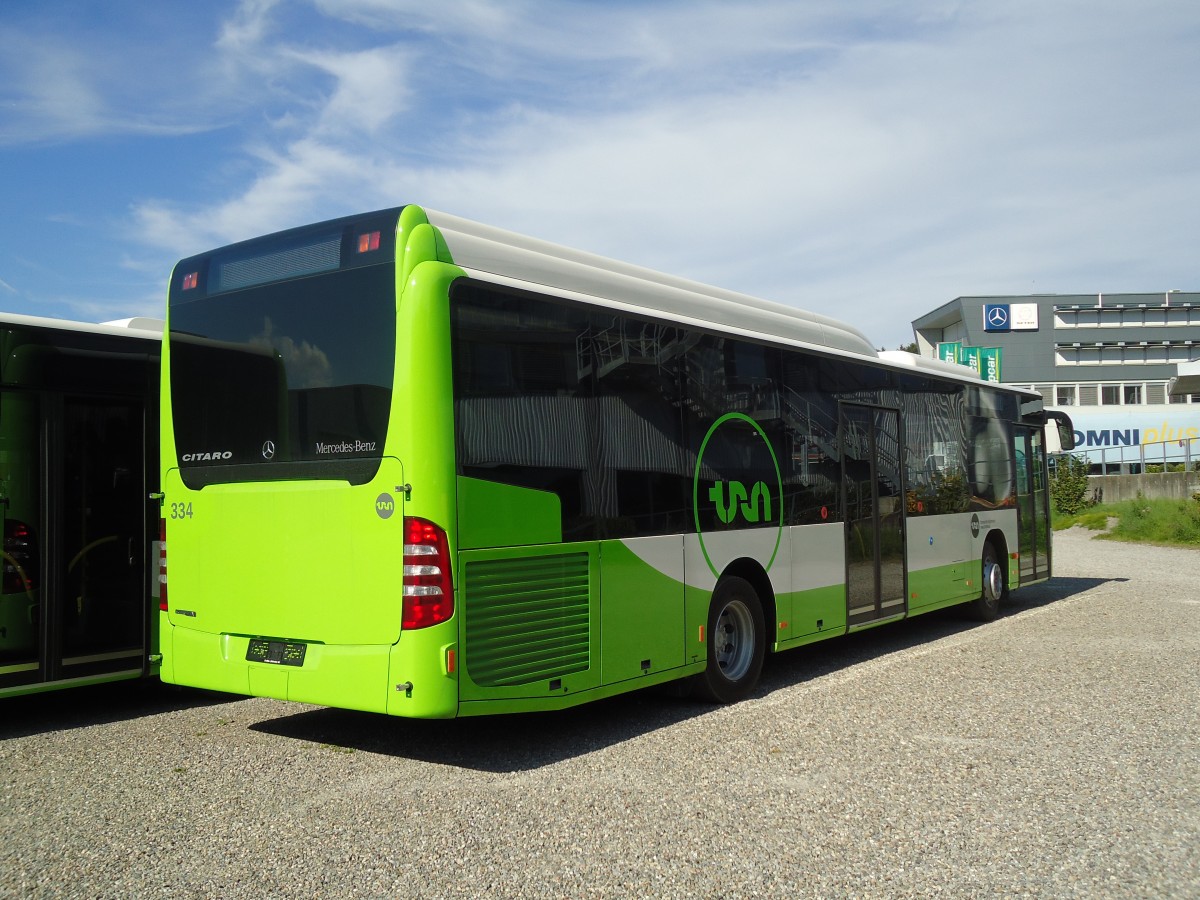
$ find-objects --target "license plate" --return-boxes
[246,639,306,667]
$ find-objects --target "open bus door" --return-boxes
[1013,425,1050,584]
[1014,410,1073,585]
[0,335,155,696]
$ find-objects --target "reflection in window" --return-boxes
[901,378,968,516]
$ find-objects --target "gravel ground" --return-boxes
[2,527,1198,899]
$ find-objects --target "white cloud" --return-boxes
[282,45,415,136]
[120,0,1200,346]
[216,0,285,57]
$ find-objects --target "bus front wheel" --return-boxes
[694,576,765,704]
[967,540,1006,622]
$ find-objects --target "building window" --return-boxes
[1147,383,1166,404]
[1101,384,1121,405]
[1123,385,1142,405]
[1056,385,1076,406]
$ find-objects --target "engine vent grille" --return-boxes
[464,553,590,687]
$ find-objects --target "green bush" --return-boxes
[1049,453,1093,515]
[1105,495,1200,545]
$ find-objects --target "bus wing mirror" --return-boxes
[1045,411,1075,451]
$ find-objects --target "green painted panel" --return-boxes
[778,583,846,644]
[908,560,974,610]
[161,460,408,647]
[457,477,561,549]
[599,540,685,683]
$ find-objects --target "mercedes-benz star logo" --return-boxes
[262,440,276,460]
[987,307,1009,327]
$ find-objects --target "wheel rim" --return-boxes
[983,559,1004,603]
[714,598,755,681]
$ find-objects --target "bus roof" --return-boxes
[0,310,162,341]
[422,208,1022,395]
[425,209,879,358]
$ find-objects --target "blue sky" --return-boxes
[1,1,1197,348]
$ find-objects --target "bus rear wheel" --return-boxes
[693,576,765,704]
[967,540,1006,622]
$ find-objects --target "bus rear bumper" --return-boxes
[160,620,460,717]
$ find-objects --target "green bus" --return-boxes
[0,314,161,698]
[158,206,1073,717]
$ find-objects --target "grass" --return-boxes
[1052,497,1200,547]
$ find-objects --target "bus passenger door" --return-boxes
[1,394,148,692]
[841,405,906,627]
[0,390,42,688]
[1014,426,1049,583]
[55,397,148,680]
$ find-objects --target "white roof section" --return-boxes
[102,316,165,335]
[877,349,984,380]
[426,209,879,358]
[0,311,162,341]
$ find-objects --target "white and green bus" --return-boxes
[0,314,161,698]
[158,206,1073,717]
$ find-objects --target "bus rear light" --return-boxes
[182,272,199,290]
[158,518,168,612]
[2,519,37,594]
[357,231,381,253]
[402,516,453,629]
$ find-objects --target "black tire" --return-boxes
[967,539,1006,622]
[693,576,766,703]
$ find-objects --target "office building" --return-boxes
[911,292,1200,471]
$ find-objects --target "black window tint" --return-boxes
[968,414,1016,509]
[452,282,597,540]
[779,352,843,524]
[452,282,695,540]
[966,386,1017,508]
[169,263,394,486]
[589,317,690,537]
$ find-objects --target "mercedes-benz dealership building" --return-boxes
[912,292,1200,472]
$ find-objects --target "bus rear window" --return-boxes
[168,263,395,487]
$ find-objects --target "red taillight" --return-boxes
[182,271,199,290]
[2,519,37,594]
[402,516,453,629]
[158,518,168,612]
[357,231,380,253]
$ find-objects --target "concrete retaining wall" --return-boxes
[1088,471,1200,503]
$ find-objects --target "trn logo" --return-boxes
[693,412,784,579]
[709,480,773,525]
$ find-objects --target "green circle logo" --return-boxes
[692,412,784,579]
